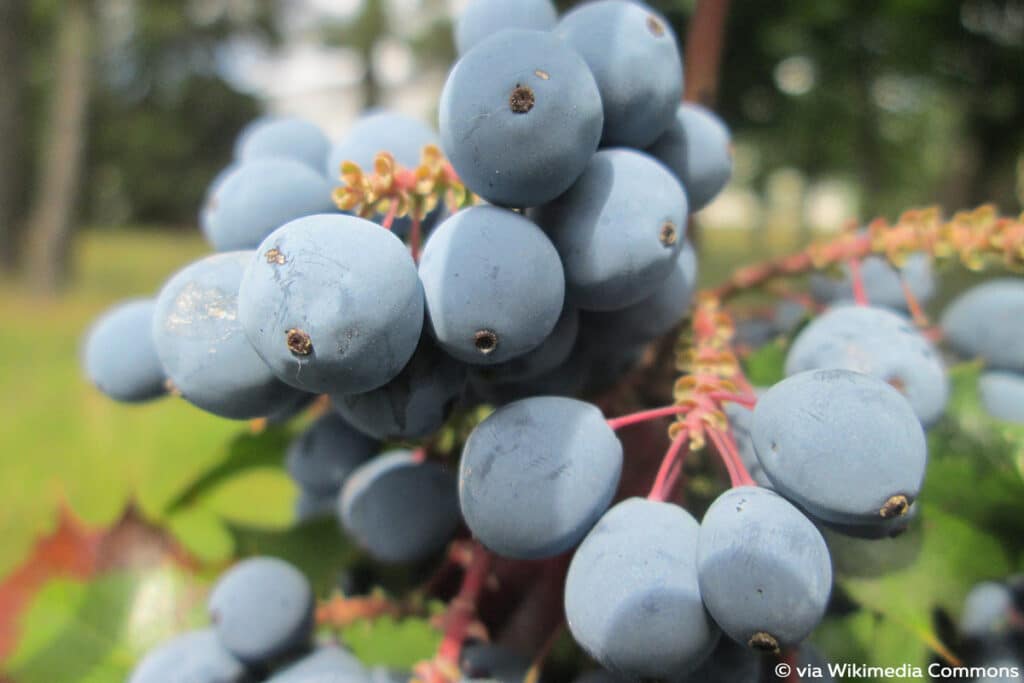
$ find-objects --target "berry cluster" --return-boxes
[77,1,1014,682]
[128,555,412,683]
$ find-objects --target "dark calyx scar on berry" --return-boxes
[510,84,535,114]
[286,329,313,356]
[474,329,499,355]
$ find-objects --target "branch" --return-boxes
[713,206,1024,300]
[683,0,732,107]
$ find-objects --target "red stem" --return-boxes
[708,427,755,488]
[607,405,688,431]
[713,234,873,300]
[410,216,423,263]
[847,257,869,306]
[783,649,800,683]
[648,429,690,502]
[707,392,756,408]
[900,276,930,327]
[381,202,398,231]
[437,543,492,664]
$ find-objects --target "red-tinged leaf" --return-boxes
[0,502,199,663]
[0,505,98,660]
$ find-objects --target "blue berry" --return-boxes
[418,206,564,365]
[697,486,832,651]
[83,299,166,403]
[751,369,927,526]
[294,489,338,522]
[579,343,644,396]
[202,159,337,252]
[772,299,808,334]
[264,645,369,682]
[325,111,442,237]
[557,1,683,148]
[339,450,461,563]
[235,116,330,172]
[961,581,1014,640]
[979,371,1024,423]
[440,29,603,207]
[565,498,719,679]
[208,556,314,665]
[571,671,624,683]
[723,403,774,489]
[785,305,949,426]
[811,254,935,312]
[678,636,764,683]
[943,279,1024,372]
[128,629,245,683]
[199,163,238,244]
[647,103,733,211]
[325,111,438,179]
[473,305,579,384]
[266,392,318,426]
[459,396,621,558]
[239,214,424,395]
[152,252,304,420]
[467,347,591,406]
[371,668,410,683]
[232,115,275,158]
[332,336,467,440]
[820,510,923,576]
[578,240,698,350]
[286,413,378,496]
[455,0,558,56]
[815,501,918,540]
[533,149,688,311]
[460,644,531,683]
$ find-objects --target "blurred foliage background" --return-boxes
[2,0,1023,292]
[1,1,1024,682]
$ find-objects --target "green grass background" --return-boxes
[0,230,298,579]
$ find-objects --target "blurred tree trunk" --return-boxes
[683,0,731,249]
[0,1,28,274]
[25,0,92,293]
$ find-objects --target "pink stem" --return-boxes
[708,427,755,488]
[437,543,492,664]
[410,216,423,263]
[900,276,930,327]
[607,405,688,431]
[381,202,398,231]
[707,392,756,408]
[848,257,869,306]
[648,429,690,502]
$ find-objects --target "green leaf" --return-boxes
[740,339,787,387]
[340,614,442,668]
[4,567,208,683]
[164,427,293,514]
[224,517,360,596]
[813,611,913,683]
[836,505,1011,668]
[923,362,1024,554]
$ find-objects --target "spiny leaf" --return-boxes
[340,613,443,669]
